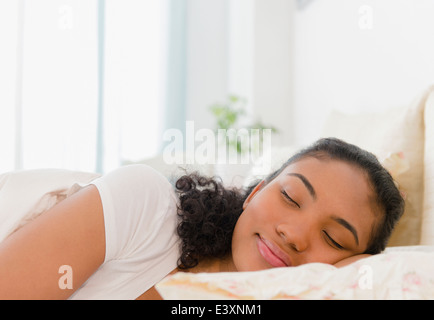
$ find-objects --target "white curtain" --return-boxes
[0,0,170,174]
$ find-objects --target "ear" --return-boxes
[243,180,265,210]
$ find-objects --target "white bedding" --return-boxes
[2,168,434,300]
[156,246,434,300]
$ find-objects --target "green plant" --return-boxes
[209,95,246,130]
[209,95,278,155]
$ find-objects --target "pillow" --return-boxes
[320,88,432,246]
[421,89,434,244]
[156,246,434,300]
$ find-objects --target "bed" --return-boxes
[1,86,433,299]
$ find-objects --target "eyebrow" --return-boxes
[332,216,359,246]
[287,173,317,200]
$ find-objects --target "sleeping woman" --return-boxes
[0,137,404,299]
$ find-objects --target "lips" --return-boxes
[256,235,292,268]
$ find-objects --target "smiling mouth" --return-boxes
[256,235,292,268]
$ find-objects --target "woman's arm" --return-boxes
[0,185,105,299]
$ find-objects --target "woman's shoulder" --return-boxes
[91,164,178,230]
[90,164,179,262]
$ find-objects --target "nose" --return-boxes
[276,223,309,253]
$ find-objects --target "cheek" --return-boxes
[233,200,270,238]
[307,246,348,265]
[231,212,252,251]
[230,210,267,271]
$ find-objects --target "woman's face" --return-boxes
[231,157,379,271]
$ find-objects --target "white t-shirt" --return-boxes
[69,164,180,300]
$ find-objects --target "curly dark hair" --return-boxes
[175,137,405,269]
[175,173,251,269]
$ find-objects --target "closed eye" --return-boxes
[322,230,344,250]
[280,190,300,208]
